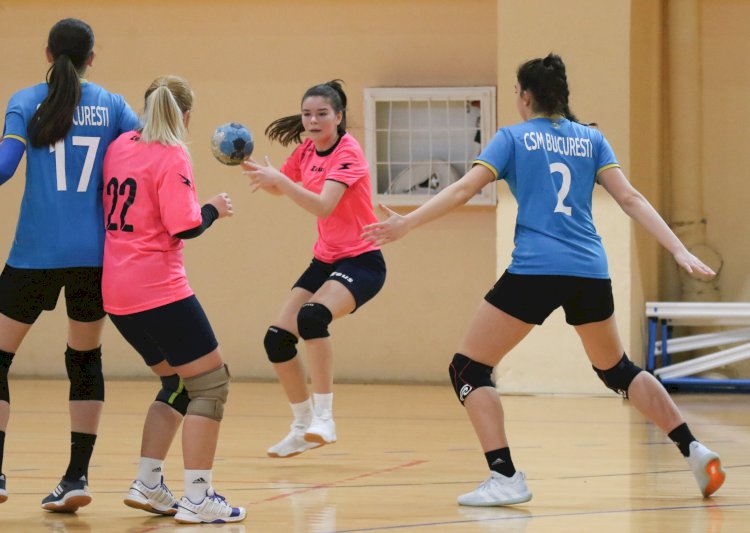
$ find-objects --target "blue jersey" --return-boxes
[2,81,139,268]
[475,117,619,278]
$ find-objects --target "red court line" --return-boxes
[251,459,428,505]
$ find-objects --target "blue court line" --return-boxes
[328,502,750,532]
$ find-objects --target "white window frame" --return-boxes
[364,86,497,206]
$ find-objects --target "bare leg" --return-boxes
[306,281,356,395]
[270,288,314,403]
[140,360,183,460]
[574,315,684,433]
[457,301,534,452]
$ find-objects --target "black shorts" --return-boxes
[0,264,105,324]
[108,295,218,367]
[293,250,386,311]
[484,270,615,326]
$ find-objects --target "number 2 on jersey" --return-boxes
[550,162,572,216]
[50,136,100,192]
[106,177,137,232]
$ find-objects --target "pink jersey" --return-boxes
[101,132,202,314]
[280,133,379,263]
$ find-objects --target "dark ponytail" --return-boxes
[517,53,582,123]
[27,19,94,148]
[266,79,348,147]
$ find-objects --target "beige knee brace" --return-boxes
[184,365,230,421]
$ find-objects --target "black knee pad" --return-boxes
[0,349,14,403]
[593,353,642,399]
[449,353,495,404]
[264,326,299,363]
[65,345,105,401]
[155,374,189,415]
[297,303,333,340]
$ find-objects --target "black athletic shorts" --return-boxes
[0,264,105,324]
[484,270,615,326]
[293,250,386,311]
[108,295,218,367]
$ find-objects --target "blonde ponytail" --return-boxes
[140,75,194,150]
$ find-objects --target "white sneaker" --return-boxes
[457,471,532,507]
[124,476,178,515]
[304,415,337,445]
[267,425,321,458]
[174,488,246,524]
[686,441,725,497]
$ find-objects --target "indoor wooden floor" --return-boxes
[0,379,747,532]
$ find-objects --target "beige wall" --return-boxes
[0,0,497,381]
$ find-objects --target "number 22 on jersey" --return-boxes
[106,177,137,232]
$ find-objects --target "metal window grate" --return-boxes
[364,87,496,206]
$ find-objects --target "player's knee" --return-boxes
[155,374,189,416]
[0,349,14,403]
[184,364,230,422]
[297,303,333,340]
[65,345,105,401]
[593,353,642,399]
[264,326,299,363]
[449,353,495,405]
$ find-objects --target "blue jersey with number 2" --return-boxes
[475,117,620,278]
[2,81,139,268]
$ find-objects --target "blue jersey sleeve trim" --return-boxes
[0,136,26,184]
[472,160,499,179]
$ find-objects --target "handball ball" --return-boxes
[210,122,254,165]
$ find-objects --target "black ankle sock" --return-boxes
[484,447,516,477]
[64,432,97,482]
[668,423,696,457]
[0,430,5,474]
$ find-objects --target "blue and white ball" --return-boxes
[210,122,254,165]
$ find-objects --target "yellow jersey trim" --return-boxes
[596,163,620,175]
[3,134,26,145]
[472,160,498,179]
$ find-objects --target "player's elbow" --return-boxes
[618,190,647,214]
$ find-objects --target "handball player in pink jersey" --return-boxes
[242,80,386,458]
[102,75,244,524]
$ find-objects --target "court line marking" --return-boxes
[250,459,428,505]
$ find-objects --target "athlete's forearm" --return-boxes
[621,193,686,255]
[404,165,493,232]
[0,137,26,184]
[174,204,220,239]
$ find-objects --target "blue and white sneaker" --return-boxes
[0,473,7,503]
[174,488,246,523]
[124,476,178,515]
[41,476,92,513]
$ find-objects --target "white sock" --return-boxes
[290,398,313,427]
[137,457,164,488]
[184,469,212,503]
[312,392,333,418]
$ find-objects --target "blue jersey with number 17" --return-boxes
[475,117,620,278]
[2,81,139,268]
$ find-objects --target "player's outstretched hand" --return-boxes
[673,248,716,278]
[241,156,285,193]
[361,204,410,246]
[207,193,233,219]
